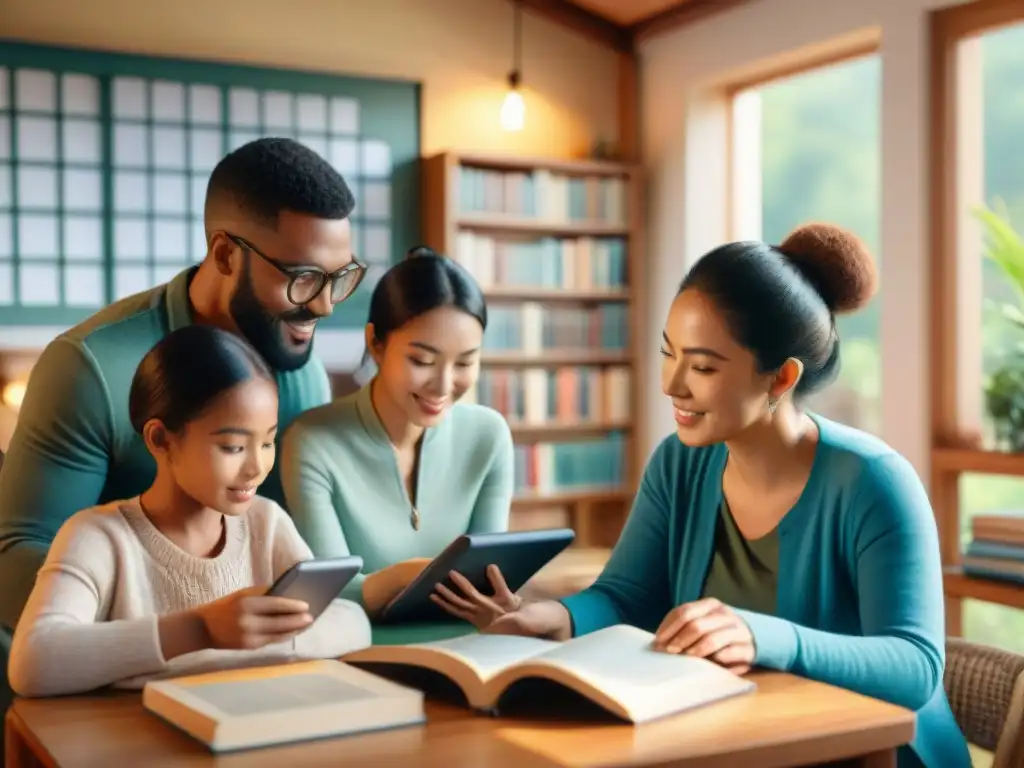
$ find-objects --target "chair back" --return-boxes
[944,637,1024,768]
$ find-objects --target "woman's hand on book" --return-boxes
[481,599,573,641]
[430,565,520,629]
[652,598,754,675]
[196,587,314,651]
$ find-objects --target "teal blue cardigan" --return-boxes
[562,417,970,768]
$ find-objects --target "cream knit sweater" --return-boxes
[8,496,371,697]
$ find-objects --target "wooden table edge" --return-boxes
[6,706,58,768]
[4,671,920,768]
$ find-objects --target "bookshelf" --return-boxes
[421,151,643,553]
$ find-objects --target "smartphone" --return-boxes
[266,555,364,619]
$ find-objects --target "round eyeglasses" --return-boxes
[227,233,367,306]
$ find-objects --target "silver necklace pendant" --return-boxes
[411,505,420,531]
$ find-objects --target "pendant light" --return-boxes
[500,0,525,132]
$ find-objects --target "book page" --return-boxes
[523,625,754,719]
[413,633,560,681]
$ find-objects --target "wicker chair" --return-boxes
[944,638,1024,768]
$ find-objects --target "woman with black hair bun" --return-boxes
[460,224,970,768]
[281,248,517,625]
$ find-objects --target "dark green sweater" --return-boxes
[701,501,779,615]
[0,268,331,631]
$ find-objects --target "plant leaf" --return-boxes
[972,203,1024,304]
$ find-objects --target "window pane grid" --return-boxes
[0,45,413,323]
[2,65,15,305]
[9,66,21,306]
[14,159,104,171]
[144,76,156,294]
[54,70,65,306]
[3,65,107,308]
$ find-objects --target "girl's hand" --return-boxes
[652,598,755,675]
[197,586,313,650]
[430,565,521,629]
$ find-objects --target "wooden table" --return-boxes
[5,671,913,768]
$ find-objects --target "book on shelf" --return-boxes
[425,152,637,517]
[484,304,629,356]
[963,513,1024,583]
[142,659,424,753]
[457,165,627,225]
[962,556,1024,585]
[455,232,627,292]
[513,434,627,497]
[467,366,632,426]
[343,624,754,724]
[971,512,1024,547]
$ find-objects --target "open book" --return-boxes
[143,660,425,752]
[343,624,755,723]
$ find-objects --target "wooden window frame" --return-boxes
[929,0,1024,634]
[722,29,881,243]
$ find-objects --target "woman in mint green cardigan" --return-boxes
[474,224,970,768]
[280,249,515,617]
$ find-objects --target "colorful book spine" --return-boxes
[482,304,628,353]
[454,232,627,291]
[512,433,627,497]
[467,366,631,425]
[457,166,626,226]
[963,514,1024,583]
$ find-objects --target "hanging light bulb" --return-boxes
[500,0,524,132]
[500,71,525,132]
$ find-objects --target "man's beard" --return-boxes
[229,263,318,373]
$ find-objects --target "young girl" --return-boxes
[8,324,371,698]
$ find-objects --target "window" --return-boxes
[1,68,105,314]
[0,42,420,326]
[730,54,882,435]
[931,0,1024,647]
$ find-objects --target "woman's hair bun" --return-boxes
[777,222,877,314]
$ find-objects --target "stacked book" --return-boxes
[963,512,1024,584]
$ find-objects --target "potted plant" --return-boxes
[975,201,1024,451]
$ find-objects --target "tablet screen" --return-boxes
[378,528,575,624]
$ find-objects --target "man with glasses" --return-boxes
[0,138,363,657]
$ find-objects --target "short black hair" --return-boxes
[205,137,355,227]
[368,247,487,343]
[678,223,876,399]
[129,325,275,434]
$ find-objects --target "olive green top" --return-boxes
[700,501,779,615]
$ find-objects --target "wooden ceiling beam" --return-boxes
[630,0,752,42]
[517,0,634,53]
[522,0,757,51]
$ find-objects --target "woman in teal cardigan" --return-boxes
[472,224,970,768]
[279,249,515,617]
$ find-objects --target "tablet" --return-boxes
[267,555,364,619]
[377,528,575,624]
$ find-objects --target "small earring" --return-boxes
[767,397,779,415]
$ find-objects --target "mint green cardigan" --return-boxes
[279,384,514,604]
[562,417,970,768]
